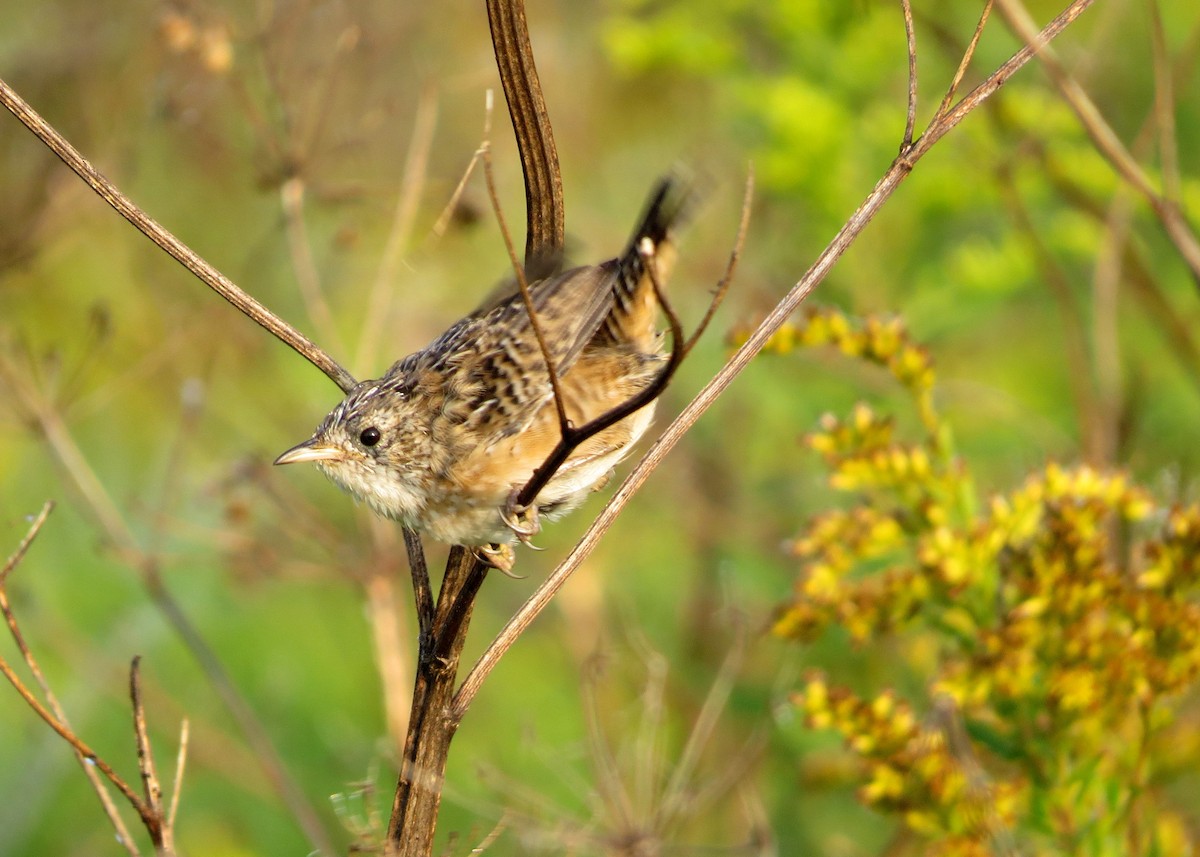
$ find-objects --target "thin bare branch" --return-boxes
[0,502,141,854]
[0,77,357,393]
[456,0,1100,718]
[480,121,571,433]
[1147,0,1181,205]
[684,169,754,357]
[130,657,171,852]
[0,355,338,855]
[403,526,434,647]
[512,230,689,512]
[168,719,189,831]
[1,501,54,584]
[994,0,1200,283]
[485,0,565,261]
[0,652,152,825]
[901,0,919,148]
[935,0,994,119]
[365,521,415,756]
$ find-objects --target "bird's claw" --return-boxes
[476,543,524,578]
[500,489,542,548]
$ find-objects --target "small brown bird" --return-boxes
[275,178,691,557]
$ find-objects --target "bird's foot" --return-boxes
[476,543,524,578]
[500,488,543,549]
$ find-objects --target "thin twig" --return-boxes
[1,501,55,584]
[363,529,414,759]
[403,527,434,647]
[480,121,571,432]
[513,231,689,511]
[0,653,152,825]
[901,0,919,148]
[683,169,754,357]
[0,502,140,854]
[168,719,189,831]
[0,355,338,856]
[130,657,170,851]
[1146,0,1181,205]
[935,0,994,119]
[455,0,1100,718]
[0,77,357,393]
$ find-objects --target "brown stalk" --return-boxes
[388,2,565,850]
[0,506,159,848]
[130,657,174,853]
[485,0,565,261]
[935,0,994,119]
[900,0,919,149]
[480,118,572,432]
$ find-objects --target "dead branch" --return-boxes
[0,77,357,394]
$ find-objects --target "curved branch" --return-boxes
[485,0,565,263]
[0,77,357,394]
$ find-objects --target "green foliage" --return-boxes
[769,308,1200,856]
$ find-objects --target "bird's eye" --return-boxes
[359,426,382,447]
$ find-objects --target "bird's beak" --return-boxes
[274,438,345,466]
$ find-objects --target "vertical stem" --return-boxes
[386,549,488,856]
[484,0,565,264]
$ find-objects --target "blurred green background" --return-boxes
[1,0,1197,854]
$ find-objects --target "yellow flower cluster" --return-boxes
[767,309,1200,856]
[797,676,1023,851]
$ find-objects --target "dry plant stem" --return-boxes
[0,358,337,856]
[485,0,565,260]
[1146,0,1181,205]
[683,170,754,357]
[386,548,488,855]
[0,653,154,827]
[403,527,435,646]
[168,719,189,831]
[130,657,174,854]
[901,0,918,148]
[481,138,572,430]
[455,0,1100,718]
[391,1,565,844]
[364,528,415,758]
[936,0,994,118]
[0,515,154,833]
[994,0,1200,284]
[0,503,140,853]
[0,77,357,394]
